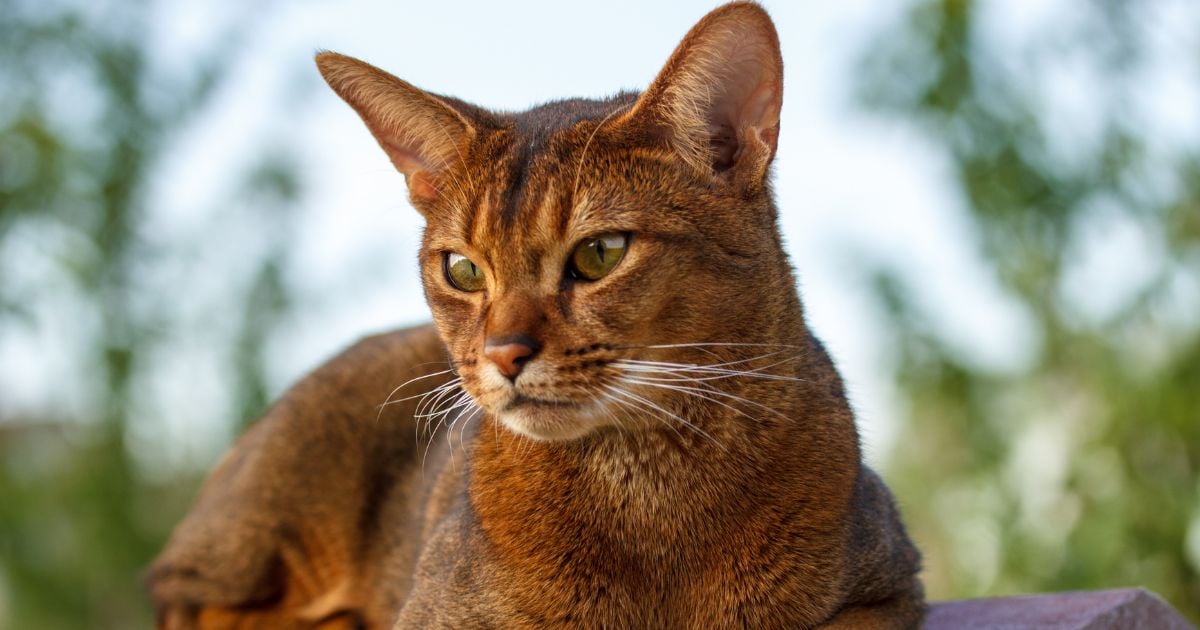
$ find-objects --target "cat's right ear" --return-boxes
[316,51,474,210]
[618,3,784,191]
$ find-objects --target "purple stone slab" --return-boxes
[924,588,1195,629]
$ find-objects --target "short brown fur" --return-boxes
[149,3,923,628]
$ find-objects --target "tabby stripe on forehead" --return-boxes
[499,140,534,227]
[560,116,606,234]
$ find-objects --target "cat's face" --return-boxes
[318,3,790,441]
[418,107,777,440]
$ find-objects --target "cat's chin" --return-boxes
[495,403,605,442]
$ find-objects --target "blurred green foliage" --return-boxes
[857,0,1199,621]
[0,1,298,627]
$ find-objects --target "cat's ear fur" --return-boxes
[623,2,783,189]
[316,51,474,208]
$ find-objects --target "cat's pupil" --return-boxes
[595,240,605,262]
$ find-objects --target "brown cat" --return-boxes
[147,2,923,628]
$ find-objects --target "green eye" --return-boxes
[570,233,628,281]
[445,252,486,292]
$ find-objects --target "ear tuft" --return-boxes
[625,2,783,186]
[315,51,475,206]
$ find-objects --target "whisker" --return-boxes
[596,390,630,436]
[613,358,805,383]
[413,388,461,440]
[620,376,791,423]
[601,389,685,443]
[376,368,458,419]
[616,349,791,371]
[416,388,473,420]
[639,342,806,350]
[414,379,465,443]
[449,404,482,459]
[438,397,479,440]
[422,392,474,469]
[394,378,463,420]
[614,360,801,381]
[415,378,463,415]
[603,384,725,450]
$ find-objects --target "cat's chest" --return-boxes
[399,504,837,629]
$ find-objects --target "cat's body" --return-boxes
[148,3,923,628]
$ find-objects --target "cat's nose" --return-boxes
[484,334,540,380]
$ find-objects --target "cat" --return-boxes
[146,2,924,628]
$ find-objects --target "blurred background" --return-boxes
[1,0,1197,626]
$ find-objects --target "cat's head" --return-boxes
[318,2,801,441]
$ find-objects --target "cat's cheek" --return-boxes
[565,276,646,333]
[600,273,691,339]
[423,287,486,368]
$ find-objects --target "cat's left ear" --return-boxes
[316,51,475,210]
[622,2,783,190]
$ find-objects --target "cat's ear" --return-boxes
[622,2,783,188]
[316,51,475,207]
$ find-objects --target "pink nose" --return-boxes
[484,335,539,380]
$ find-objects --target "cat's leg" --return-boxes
[148,324,452,629]
[830,467,925,629]
[816,591,926,630]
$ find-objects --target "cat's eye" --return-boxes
[444,252,486,292]
[569,233,628,281]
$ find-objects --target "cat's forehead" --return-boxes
[435,94,645,250]
[507,94,638,136]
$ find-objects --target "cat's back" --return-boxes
[147,323,454,629]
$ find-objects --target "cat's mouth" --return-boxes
[489,392,605,441]
[469,366,609,440]
[503,394,579,411]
